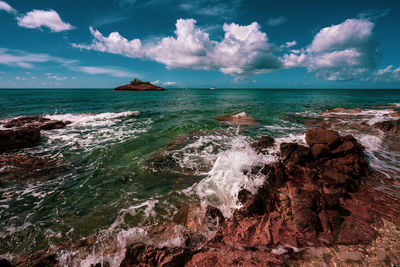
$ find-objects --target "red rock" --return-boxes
[215,112,257,126]
[3,116,70,130]
[373,120,400,134]
[306,128,341,150]
[250,136,275,154]
[0,155,65,183]
[0,127,41,153]
[187,248,284,267]
[120,244,192,267]
[336,216,377,245]
[115,80,165,91]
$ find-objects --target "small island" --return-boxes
[115,78,166,91]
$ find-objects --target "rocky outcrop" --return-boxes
[250,136,275,154]
[215,112,257,126]
[2,116,70,130]
[115,81,165,91]
[321,107,362,115]
[373,119,400,134]
[120,244,193,267]
[120,127,400,266]
[0,116,70,153]
[0,127,41,153]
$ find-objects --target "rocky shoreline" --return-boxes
[118,127,400,266]
[1,108,400,266]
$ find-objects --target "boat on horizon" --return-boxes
[210,82,216,90]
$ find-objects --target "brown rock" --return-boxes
[0,127,41,153]
[3,116,70,130]
[187,248,284,267]
[0,155,65,183]
[250,136,274,154]
[115,80,165,91]
[215,112,257,126]
[120,244,192,267]
[305,128,341,150]
[373,120,400,134]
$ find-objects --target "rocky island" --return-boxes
[115,79,166,91]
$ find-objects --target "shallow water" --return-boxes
[1,88,400,265]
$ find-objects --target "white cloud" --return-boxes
[77,66,136,77]
[75,19,282,77]
[368,65,400,82]
[180,0,242,19]
[0,1,16,13]
[152,80,177,86]
[281,40,297,48]
[17,9,74,32]
[267,16,287,26]
[47,75,67,80]
[283,18,378,81]
[73,27,144,57]
[0,48,77,68]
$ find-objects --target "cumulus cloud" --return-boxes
[17,9,74,32]
[74,19,282,77]
[73,27,144,57]
[267,16,287,26]
[77,66,136,77]
[283,18,379,80]
[0,1,16,13]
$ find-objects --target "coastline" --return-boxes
[0,90,400,266]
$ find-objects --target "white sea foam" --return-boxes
[18,111,151,156]
[191,136,275,218]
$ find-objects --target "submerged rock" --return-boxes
[0,127,41,153]
[215,112,257,126]
[0,155,66,183]
[321,107,362,115]
[2,116,70,130]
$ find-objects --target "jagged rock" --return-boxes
[186,248,284,267]
[0,127,41,153]
[250,136,274,154]
[120,244,192,267]
[2,116,70,130]
[373,120,400,134]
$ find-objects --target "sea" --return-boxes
[0,88,400,266]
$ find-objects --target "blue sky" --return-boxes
[0,0,399,88]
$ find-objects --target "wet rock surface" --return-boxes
[120,127,400,266]
[373,119,400,134]
[215,112,257,126]
[0,127,41,153]
[0,115,70,153]
[2,116,70,130]
[0,155,66,184]
[250,135,275,154]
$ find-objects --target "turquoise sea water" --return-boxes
[1,89,400,265]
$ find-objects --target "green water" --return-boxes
[1,89,400,263]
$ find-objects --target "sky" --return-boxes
[0,0,399,88]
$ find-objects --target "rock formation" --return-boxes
[115,79,165,91]
[119,127,400,266]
